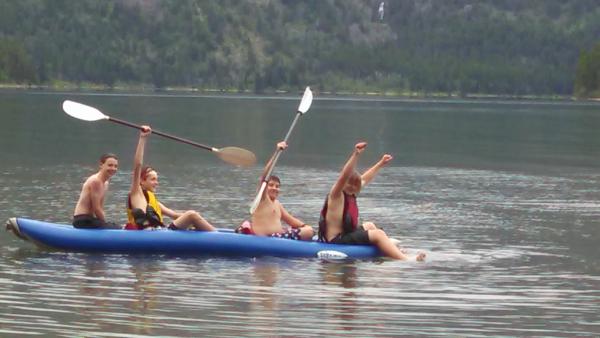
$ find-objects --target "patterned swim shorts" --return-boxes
[269,228,302,240]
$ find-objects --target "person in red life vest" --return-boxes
[237,141,314,240]
[72,153,122,229]
[318,141,425,261]
[125,125,215,231]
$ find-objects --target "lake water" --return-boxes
[1,90,599,337]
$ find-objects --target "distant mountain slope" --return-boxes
[1,0,599,96]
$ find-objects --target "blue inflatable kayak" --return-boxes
[5,218,381,259]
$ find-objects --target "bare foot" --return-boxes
[416,252,426,261]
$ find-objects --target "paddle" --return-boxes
[62,100,257,167]
[249,87,313,214]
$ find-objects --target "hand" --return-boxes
[277,141,288,150]
[380,154,393,165]
[140,125,152,137]
[355,142,367,154]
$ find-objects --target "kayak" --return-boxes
[5,218,381,259]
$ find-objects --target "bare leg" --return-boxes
[368,229,406,259]
[389,237,402,247]
[364,223,401,246]
[367,229,425,261]
[173,210,215,231]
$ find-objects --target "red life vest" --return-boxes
[318,192,359,242]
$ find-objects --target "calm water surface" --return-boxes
[1,91,600,337]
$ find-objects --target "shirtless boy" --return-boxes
[318,142,425,261]
[72,153,122,229]
[240,141,313,240]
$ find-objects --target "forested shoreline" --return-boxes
[1,0,599,98]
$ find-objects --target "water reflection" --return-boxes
[80,256,112,309]
[126,257,161,335]
[70,255,122,336]
[250,261,280,312]
[319,261,359,332]
[320,261,358,289]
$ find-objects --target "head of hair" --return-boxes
[268,175,281,184]
[347,171,362,191]
[99,153,118,164]
[140,165,156,180]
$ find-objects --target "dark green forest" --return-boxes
[1,0,599,97]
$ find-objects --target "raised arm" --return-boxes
[259,141,287,184]
[257,141,287,202]
[130,126,152,195]
[361,154,393,187]
[330,142,367,198]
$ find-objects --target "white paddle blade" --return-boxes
[215,147,257,167]
[249,182,267,214]
[297,87,313,114]
[62,100,108,122]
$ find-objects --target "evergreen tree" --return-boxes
[575,43,600,98]
[0,0,599,96]
[0,38,36,84]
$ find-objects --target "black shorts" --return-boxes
[330,228,370,245]
[73,214,121,229]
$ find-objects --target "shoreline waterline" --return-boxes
[0,82,587,102]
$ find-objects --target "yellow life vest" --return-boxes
[127,190,163,226]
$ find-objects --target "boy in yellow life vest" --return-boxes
[125,126,215,231]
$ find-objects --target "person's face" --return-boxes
[267,180,280,200]
[141,170,159,192]
[100,158,118,178]
[343,175,362,195]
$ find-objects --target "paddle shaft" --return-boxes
[108,116,214,151]
[250,111,302,213]
[261,111,302,182]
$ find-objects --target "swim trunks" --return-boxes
[235,221,303,240]
[329,228,370,245]
[269,228,302,240]
[73,214,121,229]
